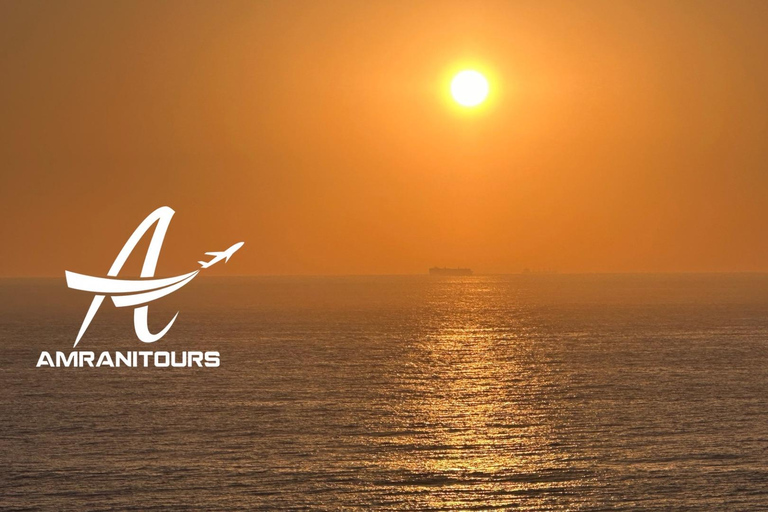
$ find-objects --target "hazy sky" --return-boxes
[3,0,768,276]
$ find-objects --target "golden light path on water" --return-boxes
[364,280,589,508]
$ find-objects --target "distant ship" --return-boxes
[429,267,473,276]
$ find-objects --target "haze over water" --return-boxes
[3,274,768,509]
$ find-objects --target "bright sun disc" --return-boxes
[451,70,489,107]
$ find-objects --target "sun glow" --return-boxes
[450,70,489,107]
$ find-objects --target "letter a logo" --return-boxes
[65,206,243,347]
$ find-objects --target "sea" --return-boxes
[2,274,768,510]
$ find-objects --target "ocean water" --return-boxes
[3,274,768,510]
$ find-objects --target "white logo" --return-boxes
[65,206,243,347]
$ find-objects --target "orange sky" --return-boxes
[3,1,768,276]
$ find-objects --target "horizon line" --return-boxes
[4,270,768,279]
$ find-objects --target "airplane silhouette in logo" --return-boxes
[198,242,245,269]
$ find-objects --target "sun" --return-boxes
[450,70,489,107]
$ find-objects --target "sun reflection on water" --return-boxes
[368,278,589,509]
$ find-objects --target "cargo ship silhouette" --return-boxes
[429,267,473,276]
